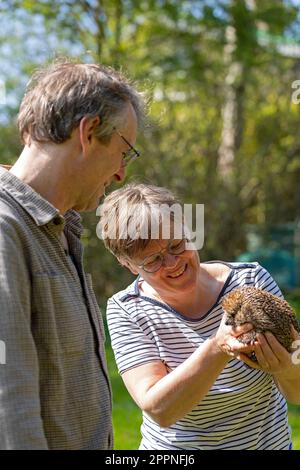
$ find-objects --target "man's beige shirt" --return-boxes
[0,166,112,449]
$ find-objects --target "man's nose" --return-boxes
[114,165,126,182]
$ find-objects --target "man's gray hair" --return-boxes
[18,59,146,144]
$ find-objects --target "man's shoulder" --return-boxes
[0,192,34,246]
[0,195,22,227]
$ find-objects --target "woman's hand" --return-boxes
[236,326,300,378]
[215,315,255,357]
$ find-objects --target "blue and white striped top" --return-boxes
[107,262,292,450]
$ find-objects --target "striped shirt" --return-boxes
[107,262,292,450]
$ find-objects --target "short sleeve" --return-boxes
[106,297,161,374]
[253,264,284,299]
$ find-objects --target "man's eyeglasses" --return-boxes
[114,128,140,166]
[136,238,188,273]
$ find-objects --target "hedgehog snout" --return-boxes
[224,316,234,326]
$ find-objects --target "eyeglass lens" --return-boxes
[142,239,187,273]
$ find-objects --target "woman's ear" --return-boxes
[118,257,139,275]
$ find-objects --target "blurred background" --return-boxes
[1,0,300,449]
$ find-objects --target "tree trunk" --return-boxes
[218,23,245,181]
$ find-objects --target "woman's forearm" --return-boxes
[141,336,229,427]
[273,368,300,404]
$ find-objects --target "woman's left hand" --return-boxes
[237,326,300,379]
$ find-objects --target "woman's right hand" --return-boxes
[214,315,255,357]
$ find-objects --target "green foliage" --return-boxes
[0,124,22,163]
[1,0,300,294]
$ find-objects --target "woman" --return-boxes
[100,183,300,450]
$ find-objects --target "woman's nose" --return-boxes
[163,252,178,267]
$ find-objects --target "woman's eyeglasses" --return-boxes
[137,239,188,273]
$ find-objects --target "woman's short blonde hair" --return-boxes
[99,183,183,260]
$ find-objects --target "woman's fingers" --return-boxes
[291,325,300,341]
[228,337,255,353]
[236,353,260,369]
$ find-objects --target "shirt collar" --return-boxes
[64,209,83,238]
[0,166,82,236]
[119,277,141,302]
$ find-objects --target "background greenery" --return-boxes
[2,0,300,298]
[1,0,300,450]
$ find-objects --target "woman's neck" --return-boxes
[140,263,230,319]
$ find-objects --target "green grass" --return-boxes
[106,345,142,450]
[105,296,300,450]
[288,404,300,449]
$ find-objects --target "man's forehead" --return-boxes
[119,104,138,135]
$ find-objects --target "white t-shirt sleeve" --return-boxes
[106,297,161,374]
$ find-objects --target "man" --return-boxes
[0,60,145,449]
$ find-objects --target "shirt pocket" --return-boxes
[31,272,94,354]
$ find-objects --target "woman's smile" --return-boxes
[166,263,187,279]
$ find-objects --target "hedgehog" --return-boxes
[221,286,300,362]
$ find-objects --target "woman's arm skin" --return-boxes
[121,321,254,428]
[237,327,300,405]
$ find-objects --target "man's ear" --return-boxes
[79,116,101,150]
[118,257,139,275]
